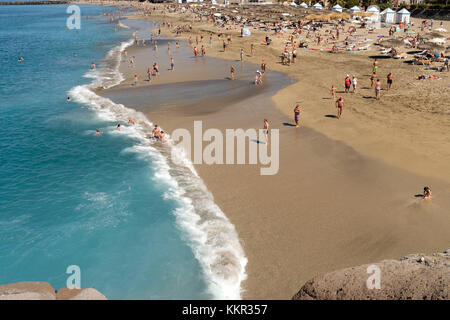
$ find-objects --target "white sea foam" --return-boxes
[68,39,247,299]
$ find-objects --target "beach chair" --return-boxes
[380,48,392,54]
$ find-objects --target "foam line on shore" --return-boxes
[68,37,247,299]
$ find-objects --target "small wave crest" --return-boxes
[68,38,247,299]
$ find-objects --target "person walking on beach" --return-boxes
[240,48,244,61]
[344,75,351,93]
[294,104,301,128]
[133,74,138,86]
[375,79,381,100]
[387,72,393,90]
[352,76,358,93]
[201,45,206,56]
[370,71,377,88]
[147,67,153,82]
[336,97,344,119]
[263,119,269,142]
[223,40,227,52]
[330,85,336,100]
[230,65,235,80]
[251,43,254,57]
[194,46,198,57]
[170,57,174,71]
[261,59,267,74]
[373,59,379,73]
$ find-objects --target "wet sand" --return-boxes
[100,26,450,299]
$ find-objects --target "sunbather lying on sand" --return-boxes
[417,74,441,80]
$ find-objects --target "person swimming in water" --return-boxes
[95,128,100,135]
[18,57,24,62]
[67,97,71,102]
[116,124,121,130]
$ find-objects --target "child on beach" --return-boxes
[294,104,301,128]
[133,74,138,86]
[330,85,336,99]
[170,58,174,71]
[423,186,432,199]
[352,76,357,93]
[230,65,235,80]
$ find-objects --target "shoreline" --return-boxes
[83,1,449,299]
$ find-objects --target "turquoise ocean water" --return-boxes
[0,4,246,299]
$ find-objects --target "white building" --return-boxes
[396,8,410,24]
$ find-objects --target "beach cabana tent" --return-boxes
[332,4,342,13]
[312,3,323,10]
[290,2,298,6]
[396,8,410,24]
[365,5,380,22]
[380,8,395,24]
[299,2,308,8]
[350,6,361,14]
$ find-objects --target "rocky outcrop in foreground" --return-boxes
[0,282,107,300]
[293,249,450,300]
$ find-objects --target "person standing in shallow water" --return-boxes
[230,65,235,80]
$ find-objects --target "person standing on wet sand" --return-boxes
[294,104,301,128]
[170,57,174,71]
[240,48,244,61]
[375,79,382,100]
[251,43,254,57]
[230,65,235,80]
[336,97,344,119]
[387,72,393,90]
[373,59,379,73]
[261,59,267,74]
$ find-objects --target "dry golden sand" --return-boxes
[97,2,450,299]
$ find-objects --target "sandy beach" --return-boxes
[92,1,450,299]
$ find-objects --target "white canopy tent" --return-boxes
[312,3,323,10]
[350,6,361,13]
[366,5,380,22]
[396,8,410,24]
[332,4,342,13]
[299,2,308,8]
[380,8,395,24]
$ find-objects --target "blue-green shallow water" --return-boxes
[0,5,211,299]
